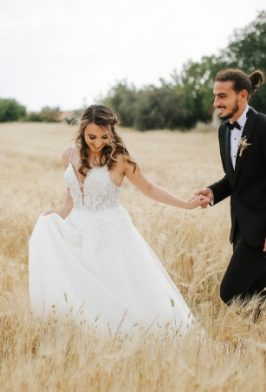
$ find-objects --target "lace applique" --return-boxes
[64,164,120,211]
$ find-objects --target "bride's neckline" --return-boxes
[66,162,120,189]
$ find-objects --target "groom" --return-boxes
[195,68,266,307]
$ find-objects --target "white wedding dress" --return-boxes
[29,156,195,335]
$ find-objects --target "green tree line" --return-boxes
[0,101,62,123]
[104,10,266,130]
[0,11,265,129]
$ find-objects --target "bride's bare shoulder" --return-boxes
[62,145,79,168]
[113,154,138,175]
[113,154,129,169]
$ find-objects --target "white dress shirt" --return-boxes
[230,105,249,169]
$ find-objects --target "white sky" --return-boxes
[0,0,265,111]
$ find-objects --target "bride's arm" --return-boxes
[55,189,73,218]
[124,157,207,210]
[44,190,73,218]
[43,148,74,218]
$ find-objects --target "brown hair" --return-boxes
[75,104,136,176]
[215,68,265,96]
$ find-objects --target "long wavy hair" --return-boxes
[75,104,136,176]
[215,68,265,97]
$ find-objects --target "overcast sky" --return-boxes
[0,0,265,111]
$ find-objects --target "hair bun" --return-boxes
[248,70,265,93]
[110,114,118,126]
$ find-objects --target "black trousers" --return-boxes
[220,226,266,305]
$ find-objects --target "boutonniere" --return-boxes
[238,136,251,157]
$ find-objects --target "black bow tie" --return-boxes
[227,121,241,130]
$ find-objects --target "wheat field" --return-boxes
[0,122,265,392]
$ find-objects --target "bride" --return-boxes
[29,104,207,336]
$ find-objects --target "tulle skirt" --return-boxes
[29,205,195,336]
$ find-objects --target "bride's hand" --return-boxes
[186,195,210,209]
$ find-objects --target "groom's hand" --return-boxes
[193,188,214,208]
[263,238,266,252]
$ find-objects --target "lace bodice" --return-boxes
[64,163,120,211]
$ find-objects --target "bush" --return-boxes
[0,99,26,122]
[104,81,137,127]
[25,107,61,122]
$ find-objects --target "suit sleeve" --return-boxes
[208,175,231,205]
[261,115,266,161]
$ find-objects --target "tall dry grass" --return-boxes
[0,122,265,391]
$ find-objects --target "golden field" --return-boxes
[0,122,265,392]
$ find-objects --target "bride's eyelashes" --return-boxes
[87,134,109,140]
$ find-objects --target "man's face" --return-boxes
[213,81,242,120]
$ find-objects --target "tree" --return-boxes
[134,83,198,130]
[38,106,61,122]
[0,98,26,122]
[179,55,227,123]
[222,10,266,112]
[172,11,266,123]
[224,11,266,70]
[104,81,138,127]
[101,11,265,130]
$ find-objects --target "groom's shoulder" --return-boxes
[256,111,266,124]
[253,111,266,141]
[241,107,266,138]
[249,106,266,125]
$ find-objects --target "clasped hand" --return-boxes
[188,188,214,209]
[188,189,266,252]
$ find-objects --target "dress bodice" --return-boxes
[64,163,120,211]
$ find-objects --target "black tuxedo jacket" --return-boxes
[208,107,266,247]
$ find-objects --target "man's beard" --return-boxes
[219,100,239,120]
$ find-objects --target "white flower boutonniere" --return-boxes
[238,136,251,157]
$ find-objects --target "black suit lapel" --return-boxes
[234,107,258,179]
[223,125,235,183]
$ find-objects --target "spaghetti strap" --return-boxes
[69,145,75,163]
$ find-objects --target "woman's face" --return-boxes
[84,123,110,153]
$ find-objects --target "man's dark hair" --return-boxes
[215,68,265,95]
